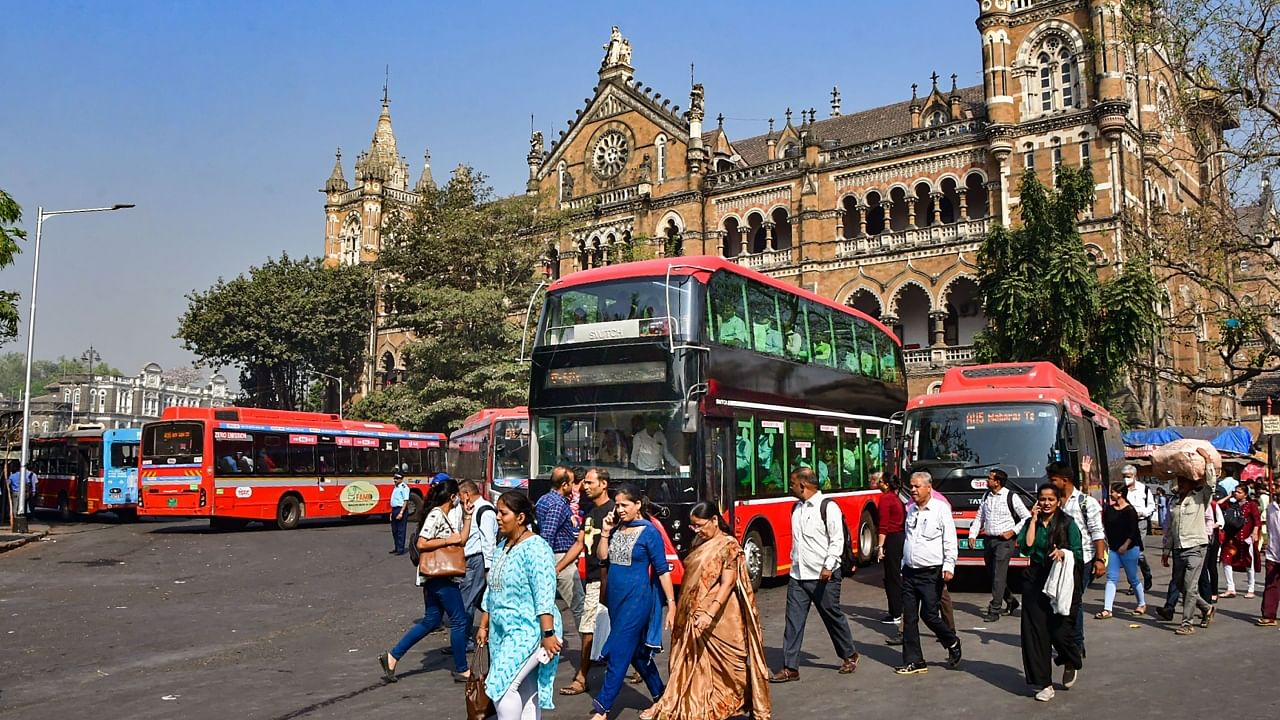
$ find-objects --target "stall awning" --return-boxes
[1122,426,1254,455]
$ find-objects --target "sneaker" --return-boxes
[881,615,902,624]
[1005,597,1020,615]
[1155,606,1174,622]
[1035,686,1056,702]
[885,632,904,646]
[945,642,962,669]
[1063,666,1078,689]
[982,610,1001,623]
[894,662,928,675]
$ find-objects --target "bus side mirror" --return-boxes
[1063,418,1081,453]
[681,400,700,434]
[883,422,901,452]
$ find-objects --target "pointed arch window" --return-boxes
[655,135,667,183]
[926,109,947,127]
[557,161,568,203]
[1039,53,1053,112]
[1059,49,1076,108]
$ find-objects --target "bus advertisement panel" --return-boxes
[138,407,446,530]
[22,425,140,520]
[447,407,530,496]
[528,256,907,588]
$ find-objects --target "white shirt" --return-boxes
[903,498,958,574]
[416,505,463,586]
[630,428,676,472]
[1266,500,1280,564]
[1125,479,1155,520]
[790,491,844,580]
[1063,488,1105,563]
[465,498,499,568]
[969,486,1029,537]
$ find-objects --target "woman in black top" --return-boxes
[1098,482,1146,618]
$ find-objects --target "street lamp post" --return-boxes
[12,204,133,533]
[81,345,100,427]
[311,370,344,420]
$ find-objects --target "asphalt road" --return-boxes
[1,516,1277,720]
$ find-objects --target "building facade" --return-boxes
[524,3,1236,425]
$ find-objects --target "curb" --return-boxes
[0,528,50,554]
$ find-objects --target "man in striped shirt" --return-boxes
[969,469,1030,622]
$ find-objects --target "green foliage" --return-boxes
[0,188,26,343]
[176,254,372,410]
[976,165,1161,399]
[348,168,541,431]
[0,352,124,400]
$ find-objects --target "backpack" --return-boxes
[1221,501,1245,536]
[794,498,857,576]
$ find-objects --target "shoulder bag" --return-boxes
[418,514,467,578]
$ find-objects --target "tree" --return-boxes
[348,168,543,431]
[1,188,26,344]
[0,352,124,400]
[1125,0,1280,390]
[177,254,372,410]
[976,165,1162,408]
[161,365,206,388]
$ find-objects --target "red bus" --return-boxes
[895,362,1123,568]
[528,256,906,588]
[137,407,446,530]
[447,407,530,497]
[21,426,140,520]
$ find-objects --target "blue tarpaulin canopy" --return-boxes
[1122,426,1254,455]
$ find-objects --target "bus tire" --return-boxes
[405,492,424,524]
[57,493,71,522]
[275,495,303,530]
[743,528,769,592]
[856,509,878,566]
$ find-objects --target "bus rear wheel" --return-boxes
[404,493,423,524]
[275,496,303,530]
[57,493,71,522]
[743,528,768,591]
[856,510,878,566]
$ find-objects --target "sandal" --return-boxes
[1256,618,1277,627]
[1220,592,1236,599]
[1200,606,1215,629]
[1246,592,1257,599]
[1133,606,1147,616]
[559,679,588,696]
[639,707,659,720]
[1094,610,1113,619]
[1174,624,1196,635]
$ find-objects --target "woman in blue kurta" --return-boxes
[591,483,677,720]
[476,491,563,719]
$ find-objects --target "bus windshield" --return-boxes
[493,419,530,483]
[538,276,696,346]
[141,422,204,465]
[533,403,695,502]
[904,403,1060,485]
[110,442,139,470]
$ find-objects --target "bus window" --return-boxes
[863,427,883,485]
[841,426,864,489]
[835,317,861,375]
[856,319,881,379]
[816,424,840,490]
[142,422,203,466]
[878,327,902,383]
[708,272,750,348]
[109,441,138,470]
[254,434,287,473]
[746,283,784,356]
[378,442,401,474]
[756,419,786,495]
[734,417,755,497]
[493,419,530,486]
[808,303,836,368]
[289,441,316,474]
[399,448,424,474]
[535,417,558,475]
[213,432,255,475]
[354,446,377,474]
[780,296,809,362]
[786,419,817,482]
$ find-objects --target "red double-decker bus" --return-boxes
[447,407,530,497]
[896,362,1123,568]
[528,256,906,588]
[138,407,445,530]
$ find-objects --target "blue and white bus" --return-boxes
[21,425,141,520]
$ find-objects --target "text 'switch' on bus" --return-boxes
[526,256,906,589]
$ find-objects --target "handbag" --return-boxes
[465,644,496,720]
[418,515,467,578]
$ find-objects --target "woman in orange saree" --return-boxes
[641,502,772,720]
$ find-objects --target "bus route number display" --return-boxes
[965,409,1039,426]
[545,361,666,388]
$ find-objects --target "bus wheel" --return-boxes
[856,510,878,566]
[743,529,767,592]
[275,496,303,530]
[404,493,423,524]
[57,493,71,522]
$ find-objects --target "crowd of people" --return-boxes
[375,457,1280,717]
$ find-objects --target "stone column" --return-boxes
[956,188,969,221]
[929,311,948,347]
[906,197,917,229]
[857,204,868,237]
[715,230,726,256]
[880,201,893,234]
[930,193,944,226]
[739,227,749,256]
[764,221,776,251]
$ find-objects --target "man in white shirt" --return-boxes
[968,469,1029,622]
[895,472,960,675]
[1049,458,1107,656]
[770,467,859,683]
[457,480,498,648]
[1122,464,1156,591]
[630,417,679,473]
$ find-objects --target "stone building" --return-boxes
[321,86,434,395]
[524,3,1237,424]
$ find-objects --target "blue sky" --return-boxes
[0,1,979,385]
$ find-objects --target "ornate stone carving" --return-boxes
[689,83,705,123]
[591,130,630,179]
[603,26,632,67]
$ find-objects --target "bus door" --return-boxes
[73,442,92,512]
[704,419,734,526]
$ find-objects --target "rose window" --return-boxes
[592,131,630,179]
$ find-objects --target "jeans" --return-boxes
[390,508,408,553]
[983,536,1017,613]
[900,566,958,666]
[390,577,470,673]
[782,570,856,670]
[460,554,487,639]
[1104,546,1145,611]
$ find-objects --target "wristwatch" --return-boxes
[542,628,556,638]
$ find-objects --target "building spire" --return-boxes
[830,86,841,117]
[415,149,434,193]
[383,65,390,108]
[326,147,348,193]
[358,81,407,189]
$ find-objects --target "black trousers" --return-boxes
[882,531,905,619]
[983,536,1017,611]
[1020,563,1082,689]
[901,566,958,665]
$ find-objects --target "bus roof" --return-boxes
[908,362,1115,422]
[546,255,900,346]
[155,406,446,441]
[452,406,528,439]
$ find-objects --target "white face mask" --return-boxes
[1124,476,1136,486]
